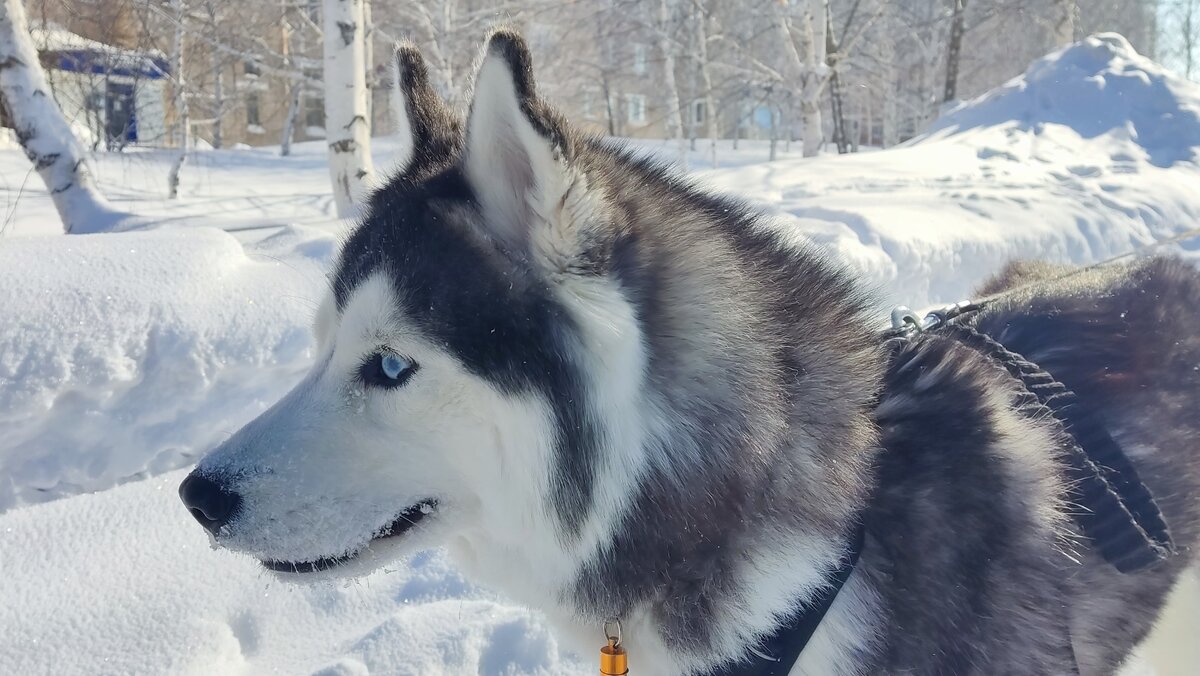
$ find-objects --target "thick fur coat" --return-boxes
[180,32,1200,675]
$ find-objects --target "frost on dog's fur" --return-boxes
[184,30,1200,676]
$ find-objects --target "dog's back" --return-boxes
[865,256,1200,674]
[979,257,1200,671]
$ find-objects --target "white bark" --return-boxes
[281,81,301,156]
[323,0,374,218]
[0,0,125,233]
[799,0,827,158]
[657,0,687,169]
[205,0,223,149]
[167,0,189,200]
[774,0,828,158]
[1053,0,1077,48]
[362,0,374,134]
[210,50,223,149]
[768,105,778,161]
[693,2,718,168]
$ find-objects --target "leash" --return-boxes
[886,302,1175,572]
[599,229,1197,675]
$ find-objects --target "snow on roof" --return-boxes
[30,23,169,79]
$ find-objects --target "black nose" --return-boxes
[179,473,243,535]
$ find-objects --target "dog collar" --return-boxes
[713,523,865,676]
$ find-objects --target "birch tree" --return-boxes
[203,0,224,149]
[1053,0,1078,47]
[692,0,718,168]
[0,0,128,233]
[323,0,374,217]
[943,0,967,103]
[166,0,189,199]
[658,0,687,168]
[770,0,829,157]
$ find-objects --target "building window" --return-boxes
[582,87,599,120]
[632,43,647,76]
[245,92,261,128]
[691,99,706,126]
[626,94,646,125]
[305,94,325,129]
[244,61,261,78]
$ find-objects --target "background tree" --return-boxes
[323,0,373,217]
[0,0,130,232]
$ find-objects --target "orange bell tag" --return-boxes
[600,618,628,675]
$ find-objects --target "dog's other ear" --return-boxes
[462,30,574,255]
[392,41,460,174]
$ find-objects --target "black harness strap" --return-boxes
[712,524,865,676]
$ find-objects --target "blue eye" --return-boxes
[382,353,407,380]
[362,351,417,389]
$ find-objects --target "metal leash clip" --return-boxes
[890,300,978,336]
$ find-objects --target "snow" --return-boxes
[1,35,1198,674]
[0,470,582,675]
[0,226,332,511]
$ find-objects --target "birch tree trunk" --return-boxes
[693,2,717,168]
[799,0,827,158]
[0,0,125,233]
[205,0,222,148]
[657,0,687,169]
[1053,0,1077,48]
[281,81,301,156]
[775,0,828,158]
[280,5,299,157]
[362,0,373,135]
[1185,1,1197,79]
[210,51,223,148]
[943,0,967,104]
[768,103,778,162]
[166,0,188,199]
[323,0,374,218]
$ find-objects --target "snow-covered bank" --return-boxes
[0,226,333,511]
[701,34,1200,308]
[0,468,583,675]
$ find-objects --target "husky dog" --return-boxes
[180,31,1200,675]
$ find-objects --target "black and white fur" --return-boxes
[182,32,1200,675]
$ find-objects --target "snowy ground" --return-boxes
[1,34,1198,674]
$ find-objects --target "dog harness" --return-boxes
[600,300,1176,676]
[886,302,1175,572]
[740,302,1174,675]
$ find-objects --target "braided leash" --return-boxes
[888,303,1174,572]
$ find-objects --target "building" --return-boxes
[31,25,169,149]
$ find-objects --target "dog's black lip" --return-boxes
[260,499,437,574]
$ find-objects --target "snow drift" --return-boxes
[923,33,1200,168]
[0,226,333,512]
[705,33,1200,308]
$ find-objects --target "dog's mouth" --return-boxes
[260,499,437,574]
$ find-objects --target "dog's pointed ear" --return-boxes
[462,30,573,255]
[392,41,460,174]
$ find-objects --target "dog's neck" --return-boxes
[449,466,881,676]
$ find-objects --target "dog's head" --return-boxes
[180,32,646,587]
